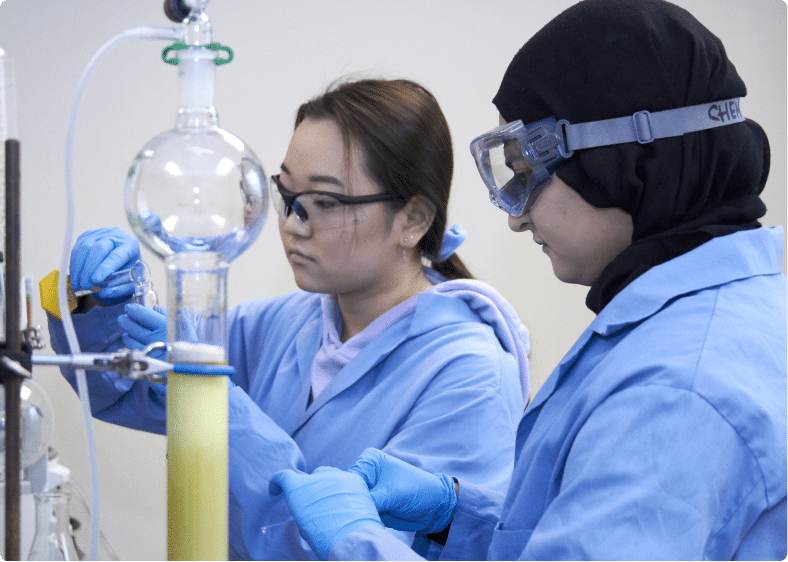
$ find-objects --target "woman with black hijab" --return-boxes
[268,1,787,559]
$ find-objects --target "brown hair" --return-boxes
[294,78,473,280]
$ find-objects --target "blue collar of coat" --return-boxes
[526,226,784,414]
[591,226,784,337]
[289,291,489,434]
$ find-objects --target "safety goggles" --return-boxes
[470,97,745,216]
[270,175,399,231]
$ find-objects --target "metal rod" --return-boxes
[31,353,111,369]
[3,375,21,561]
[4,137,21,561]
[6,140,20,350]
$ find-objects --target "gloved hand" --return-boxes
[118,304,167,359]
[269,467,384,560]
[70,227,140,305]
[348,448,457,535]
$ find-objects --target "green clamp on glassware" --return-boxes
[162,42,234,65]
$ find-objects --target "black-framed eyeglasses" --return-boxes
[270,174,399,230]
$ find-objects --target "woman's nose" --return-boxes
[508,211,530,233]
[281,212,311,236]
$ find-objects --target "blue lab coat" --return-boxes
[331,226,788,560]
[49,282,525,560]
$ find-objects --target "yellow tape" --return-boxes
[39,270,79,320]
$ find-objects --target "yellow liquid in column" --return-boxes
[167,343,228,561]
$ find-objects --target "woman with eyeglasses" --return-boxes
[267,1,786,560]
[47,78,528,559]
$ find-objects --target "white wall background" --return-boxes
[0,0,784,559]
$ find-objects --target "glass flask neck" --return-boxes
[176,106,218,131]
[133,280,159,308]
[28,492,79,561]
[175,40,218,131]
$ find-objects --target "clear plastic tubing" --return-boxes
[60,25,181,561]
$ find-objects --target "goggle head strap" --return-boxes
[559,97,745,156]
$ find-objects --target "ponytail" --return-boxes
[432,254,473,280]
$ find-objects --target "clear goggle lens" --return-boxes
[471,117,566,216]
[487,175,549,217]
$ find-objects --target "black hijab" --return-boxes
[493,0,770,313]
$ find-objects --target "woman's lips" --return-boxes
[532,237,548,253]
[287,248,313,263]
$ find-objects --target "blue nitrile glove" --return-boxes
[118,304,167,359]
[348,448,457,535]
[269,467,384,560]
[70,227,140,305]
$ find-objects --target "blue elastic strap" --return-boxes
[564,98,745,152]
[171,363,236,376]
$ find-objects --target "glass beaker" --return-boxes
[27,491,79,561]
